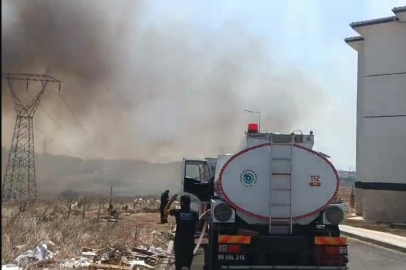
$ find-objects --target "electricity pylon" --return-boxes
[2,73,61,202]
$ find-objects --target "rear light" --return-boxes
[228,245,241,253]
[314,244,348,267]
[218,245,241,253]
[325,246,347,255]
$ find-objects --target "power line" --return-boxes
[59,94,92,139]
[37,104,81,148]
[34,125,53,141]
[41,68,91,140]
[26,91,81,148]
[22,68,91,142]
[34,125,74,153]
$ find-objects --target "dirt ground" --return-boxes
[1,198,176,264]
[3,191,404,265]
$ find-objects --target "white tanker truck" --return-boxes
[180,123,348,270]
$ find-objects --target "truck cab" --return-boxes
[181,158,215,203]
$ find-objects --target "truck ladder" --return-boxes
[269,133,294,235]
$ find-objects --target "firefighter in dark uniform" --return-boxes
[160,190,170,223]
[165,194,209,270]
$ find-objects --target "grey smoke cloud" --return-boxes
[1,0,329,163]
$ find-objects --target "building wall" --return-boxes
[356,20,406,222]
[362,22,406,76]
[356,43,366,192]
[362,189,406,222]
[355,187,363,215]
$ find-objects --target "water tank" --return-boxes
[214,139,339,225]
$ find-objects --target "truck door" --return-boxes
[181,159,214,202]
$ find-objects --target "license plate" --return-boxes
[218,254,246,261]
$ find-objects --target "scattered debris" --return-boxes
[133,198,161,210]
[14,241,55,266]
[2,198,176,269]
[1,265,20,270]
[59,257,92,268]
[79,245,172,269]
[121,204,129,211]
[10,240,173,269]
[106,204,120,221]
[128,260,155,268]
[71,201,79,209]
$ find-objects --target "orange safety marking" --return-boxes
[310,181,321,187]
[315,237,347,245]
[218,235,251,244]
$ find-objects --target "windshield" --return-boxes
[185,162,211,182]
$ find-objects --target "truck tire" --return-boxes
[203,247,209,270]
[207,222,218,270]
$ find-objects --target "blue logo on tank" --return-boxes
[240,170,257,187]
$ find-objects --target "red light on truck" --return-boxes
[247,123,259,133]
[218,245,241,253]
[228,245,241,253]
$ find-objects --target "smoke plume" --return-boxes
[2,0,328,163]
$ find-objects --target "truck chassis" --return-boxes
[201,219,348,270]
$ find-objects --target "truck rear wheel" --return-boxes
[206,222,218,270]
[203,247,209,270]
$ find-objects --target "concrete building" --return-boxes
[345,6,406,223]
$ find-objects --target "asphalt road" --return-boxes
[346,238,406,270]
[191,238,406,270]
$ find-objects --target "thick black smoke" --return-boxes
[2,0,329,162]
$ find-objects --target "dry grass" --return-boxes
[1,198,175,265]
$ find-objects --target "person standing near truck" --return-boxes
[160,190,170,223]
[164,194,209,270]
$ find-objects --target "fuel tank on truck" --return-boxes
[213,130,339,225]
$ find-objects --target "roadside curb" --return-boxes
[341,230,406,254]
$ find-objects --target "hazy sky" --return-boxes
[2,0,404,171]
[140,0,402,170]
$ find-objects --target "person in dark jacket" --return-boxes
[164,194,209,270]
[160,190,170,223]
